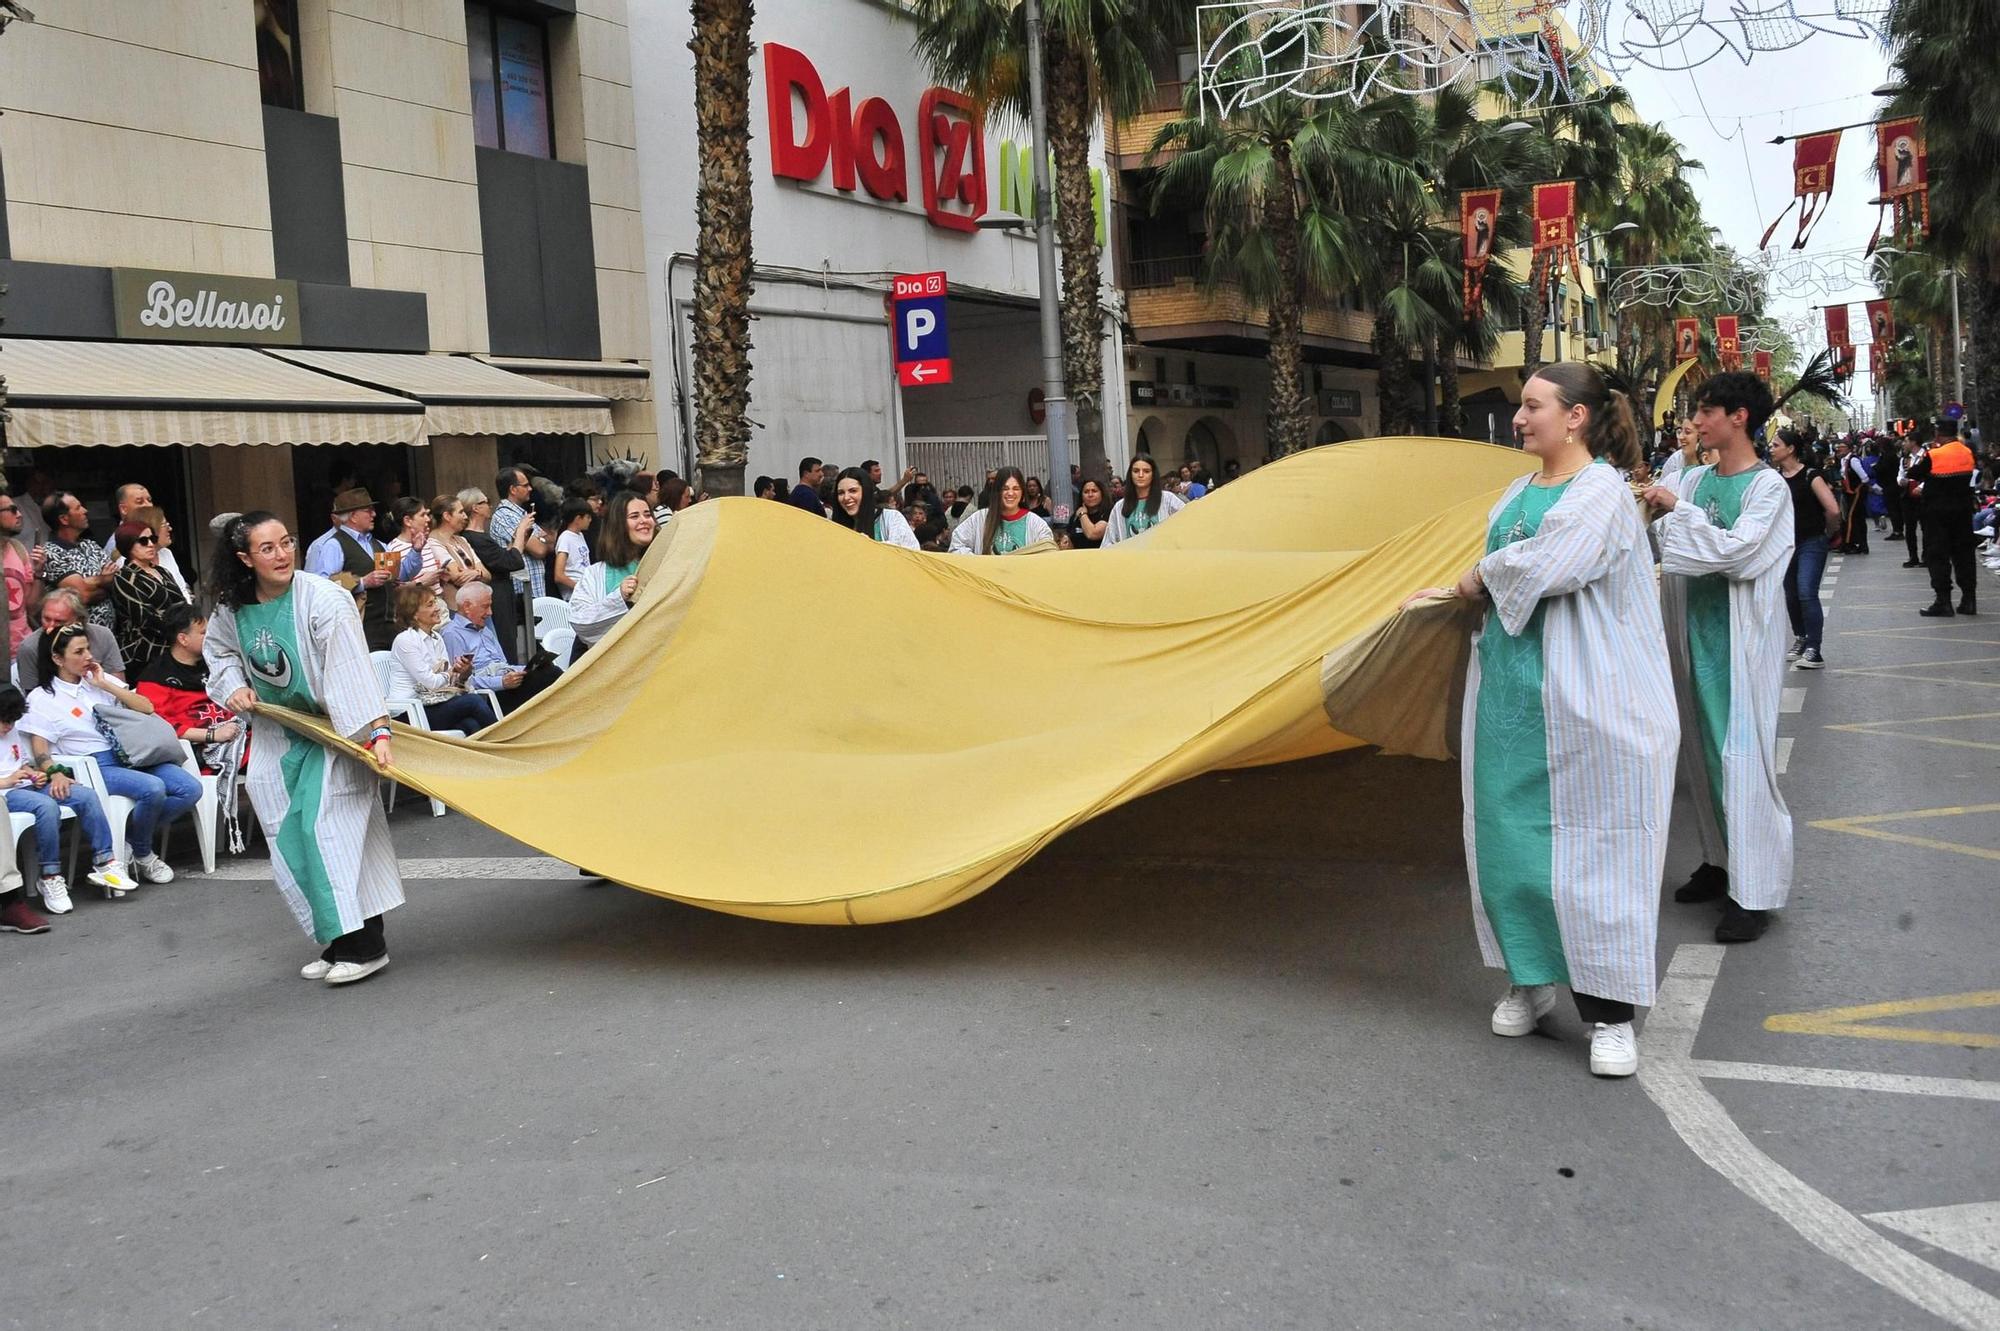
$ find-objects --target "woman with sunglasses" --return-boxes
[205,513,404,986]
[109,519,189,675]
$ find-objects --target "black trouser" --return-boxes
[321,914,387,963]
[1884,485,1904,538]
[1924,508,1977,603]
[425,691,499,733]
[1574,992,1635,1025]
[1906,506,1923,563]
[496,660,564,714]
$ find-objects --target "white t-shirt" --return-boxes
[555,530,591,592]
[19,672,124,755]
[0,725,32,772]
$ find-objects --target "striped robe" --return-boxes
[1099,490,1187,546]
[1464,464,1679,1006]
[205,572,404,944]
[1655,464,1796,911]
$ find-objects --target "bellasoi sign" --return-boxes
[112,268,302,346]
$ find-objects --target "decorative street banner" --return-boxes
[1866,298,1895,348]
[1532,181,1579,281]
[1715,314,1741,371]
[1870,116,1929,252]
[1759,130,1842,250]
[1834,345,1857,381]
[1825,303,1851,350]
[1460,188,1501,322]
[1675,317,1700,362]
[1753,350,1773,383]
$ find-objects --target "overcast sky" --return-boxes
[1613,23,1894,397]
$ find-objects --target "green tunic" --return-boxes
[1472,476,1577,987]
[991,515,1031,555]
[1684,467,1759,838]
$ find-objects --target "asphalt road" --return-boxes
[4,545,1995,1330]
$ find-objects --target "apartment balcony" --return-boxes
[1126,255,1376,354]
[1110,80,1190,167]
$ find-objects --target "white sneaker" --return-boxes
[324,955,389,986]
[299,959,334,981]
[86,862,136,896]
[1785,636,1804,662]
[1590,1022,1640,1077]
[37,876,74,915]
[1491,984,1558,1036]
[130,854,175,885]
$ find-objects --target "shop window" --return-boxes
[256,0,305,110]
[467,2,554,158]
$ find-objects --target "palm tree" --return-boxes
[688,0,755,497]
[1601,121,1704,388]
[1149,81,1390,453]
[1885,0,2000,428]
[1511,84,1632,379]
[912,0,1188,474]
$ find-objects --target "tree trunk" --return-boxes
[1438,341,1463,438]
[1264,148,1310,454]
[1373,309,1415,435]
[1046,37,1107,485]
[688,0,755,496]
[1420,334,1439,435]
[1966,270,1998,436]
[1521,250,1550,380]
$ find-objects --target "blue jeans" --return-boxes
[90,752,202,859]
[1784,535,1830,651]
[7,784,114,875]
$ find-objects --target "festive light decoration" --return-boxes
[1607,251,1886,310]
[1757,131,1841,251]
[1196,1,1893,114]
[1461,188,1502,322]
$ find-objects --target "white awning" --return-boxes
[0,338,428,448]
[267,349,615,436]
[474,355,653,401]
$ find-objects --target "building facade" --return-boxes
[0,0,656,562]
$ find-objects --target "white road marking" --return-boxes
[1639,945,2000,1331]
[1868,1204,2000,1277]
[1775,737,1794,774]
[1782,688,1808,714]
[197,856,577,881]
[1688,1059,2000,1103]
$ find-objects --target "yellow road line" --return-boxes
[1765,992,2000,1049]
[1809,802,2000,862]
[1829,655,2000,674]
[1828,710,2000,727]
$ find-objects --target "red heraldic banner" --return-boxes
[1872,117,1929,251]
[1759,131,1842,250]
[1674,317,1700,362]
[1825,304,1851,350]
[1460,188,1502,322]
[1866,298,1895,348]
[1753,350,1772,382]
[1532,181,1579,281]
[1715,314,1741,371]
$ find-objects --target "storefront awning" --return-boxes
[0,338,428,448]
[474,355,653,401]
[267,349,615,436]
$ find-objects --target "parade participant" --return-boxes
[20,624,197,888]
[1771,427,1841,669]
[205,513,404,986]
[1068,478,1112,550]
[0,682,131,914]
[567,490,656,659]
[1910,418,1978,617]
[1641,372,1795,944]
[109,519,188,675]
[1101,455,1186,546]
[302,489,400,652]
[1411,362,1676,1078]
[1658,419,1700,481]
[1834,439,1872,554]
[949,468,1054,555]
[830,468,919,549]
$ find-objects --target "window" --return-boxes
[255,0,304,110]
[466,2,554,157]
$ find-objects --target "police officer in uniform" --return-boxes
[1911,419,1978,617]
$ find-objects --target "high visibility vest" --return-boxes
[1927,440,1974,477]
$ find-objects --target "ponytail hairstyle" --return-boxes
[979,466,1029,555]
[208,509,282,611]
[1120,453,1165,520]
[828,467,881,538]
[1529,362,1642,473]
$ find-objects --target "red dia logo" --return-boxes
[763,43,986,234]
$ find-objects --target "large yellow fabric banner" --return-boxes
[269,438,1535,924]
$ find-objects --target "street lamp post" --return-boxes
[1022,0,1072,521]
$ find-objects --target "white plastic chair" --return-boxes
[370,650,487,818]
[532,596,569,640]
[539,625,575,672]
[10,804,78,898]
[62,753,135,891]
[162,741,220,874]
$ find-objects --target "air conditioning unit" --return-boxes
[1584,336,1602,354]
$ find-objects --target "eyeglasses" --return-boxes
[251,535,298,557]
[0,505,17,515]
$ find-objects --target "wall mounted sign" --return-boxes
[112,268,302,345]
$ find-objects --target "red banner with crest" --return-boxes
[1715,315,1741,371]
[1674,317,1699,363]
[1865,298,1894,348]
[1870,117,1929,252]
[1753,350,1772,382]
[1460,188,1502,323]
[1532,181,1579,282]
[1759,131,1841,250]
[1825,304,1851,350]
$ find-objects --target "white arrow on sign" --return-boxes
[909,363,938,381]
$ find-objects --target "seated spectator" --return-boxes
[387,585,498,734]
[136,603,244,773]
[110,519,189,675]
[101,485,191,598]
[15,590,123,691]
[442,582,561,715]
[20,623,198,886]
[0,683,131,913]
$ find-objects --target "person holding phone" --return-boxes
[387,585,497,734]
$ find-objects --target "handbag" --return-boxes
[92,703,186,768]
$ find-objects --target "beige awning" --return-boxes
[0,337,428,448]
[474,354,653,401]
[268,349,616,436]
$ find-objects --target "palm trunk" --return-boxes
[1265,147,1310,454]
[1373,309,1415,435]
[1522,250,1550,379]
[1966,270,1998,435]
[1438,339,1462,437]
[687,0,755,497]
[1421,334,1439,435]
[1046,37,1106,483]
